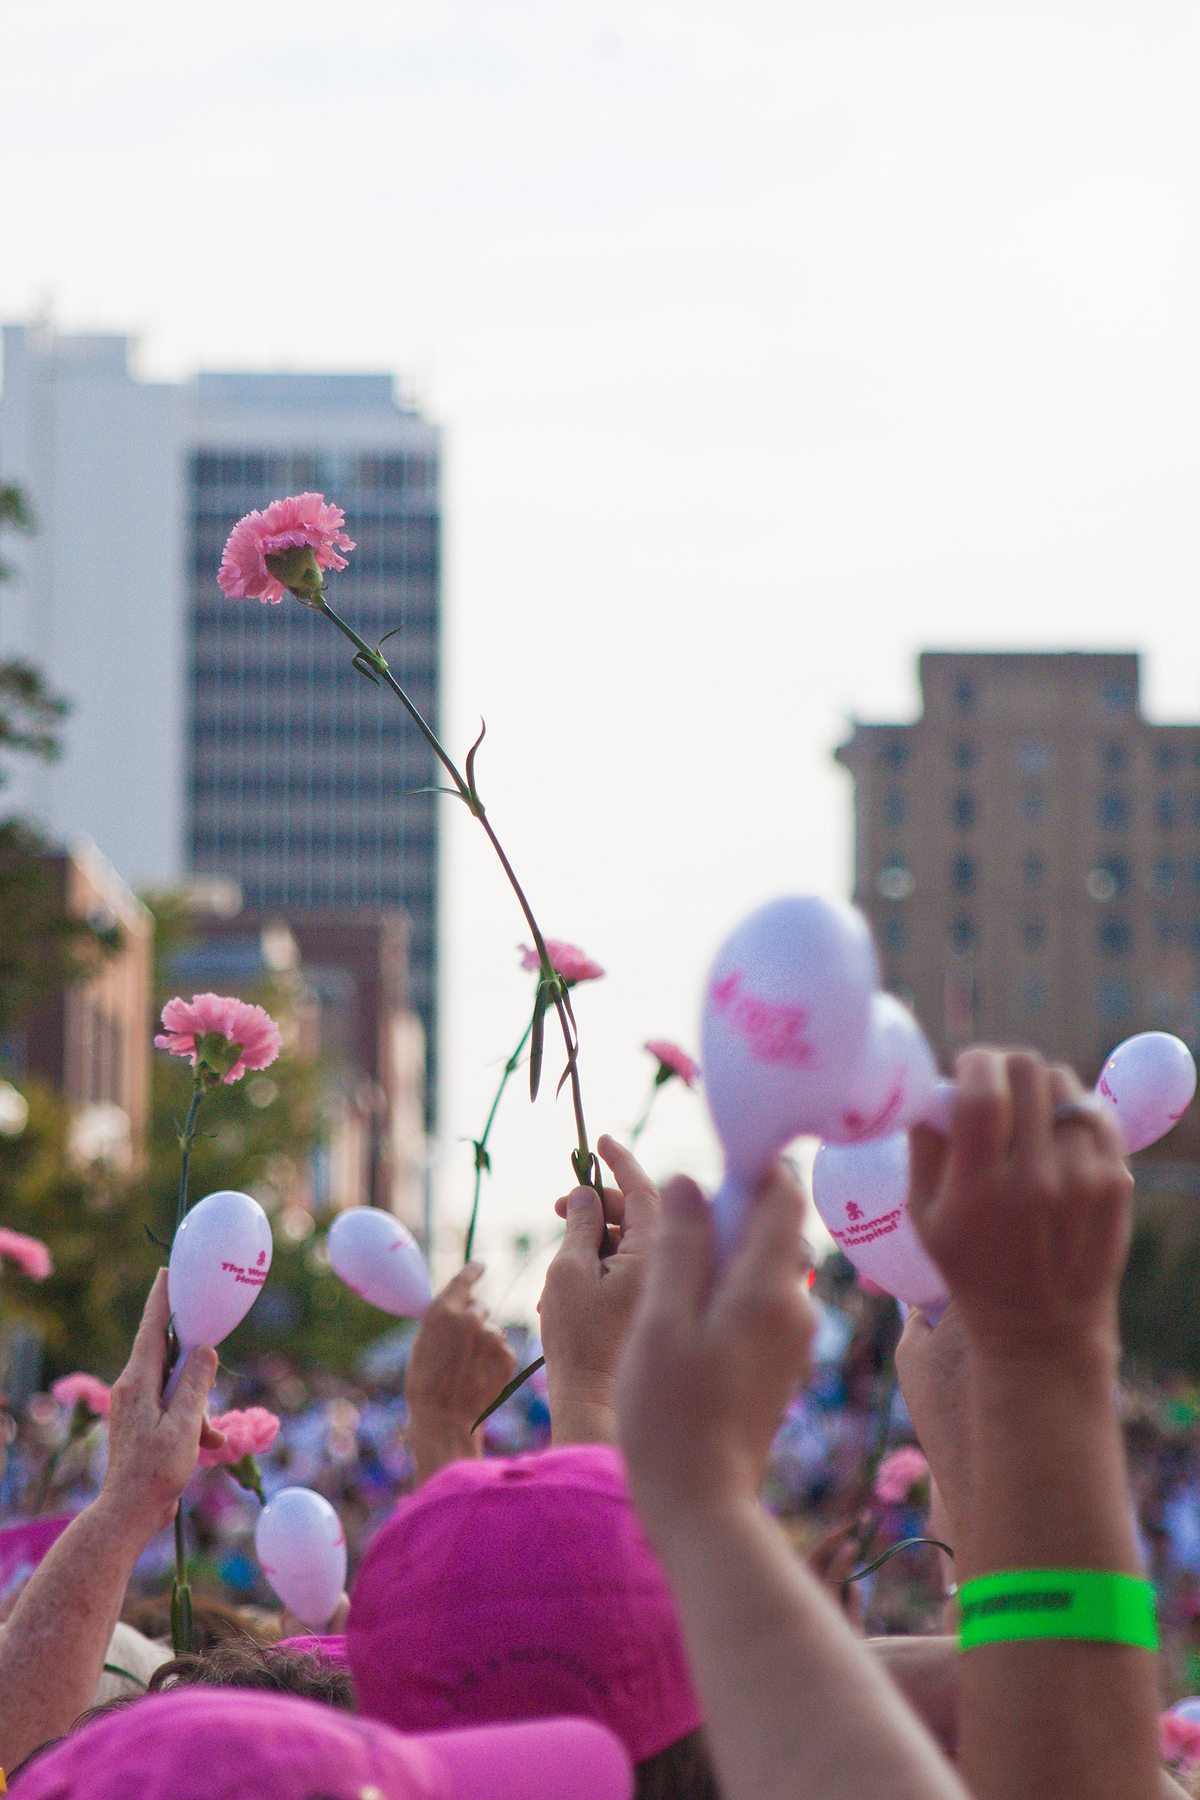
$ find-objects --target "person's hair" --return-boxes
[635,1726,721,1800]
[147,1639,356,1709]
[123,1590,277,1651]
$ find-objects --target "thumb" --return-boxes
[559,1186,606,1261]
[168,1345,218,1428]
[907,1123,950,1239]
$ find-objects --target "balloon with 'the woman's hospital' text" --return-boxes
[701,896,879,1256]
[327,1207,432,1318]
[811,1133,949,1318]
[255,1487,347,1631]
[165,1189,272,1400]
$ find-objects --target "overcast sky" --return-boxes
[4,0,1200,1318]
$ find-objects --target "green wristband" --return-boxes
[958,1569,1158,1651]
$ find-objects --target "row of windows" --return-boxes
[937,788,1200,833]
[192,661,436,694]
[191,825,437,860]
[191,769,438,801]
[192,714,435,745]
[193,595,437,633]
[880,915,1137,957]
[886,853,1200,901]
[191,452,436,493]
[878,736,1200,775]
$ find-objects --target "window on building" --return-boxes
[1023,851,1044,890]
[875,864,915,900]
[950,917,976,951]
[1159,742,1180,773]
[1101,677,1133,716]
[882,788,906,828]
[1156,792,1180,832]
[880,740,908,771]
[1016,742,1050,775]
[1024,980,1046,1015]
[1098,790,1129,830]
[952,741,978,770]
[1096,979,1132,1019]
[1086,856,1129,900]
[1099,916,1131,957]
[953,791,977,830]
[1153,857,1176,896]
[951,855,976,895]
[1022,918,1045,951]
[955,677,978,710]
[881,915,906,952]
[1022,785,1044,825]
[1103,740,1128,774]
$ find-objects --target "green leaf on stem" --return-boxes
[223,1451,266,1504]
[472,1140,491,1173]
[472,1355,545,1432]
[465,718,487,800]
[528,985,548,1102]
[350,651,380,686]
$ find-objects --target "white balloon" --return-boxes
[255,1487,347,1631]
[1172,1698,1200,1726]
[701,896,879,1253]
[811,1134,950,1317]
[823,993,939,1145]
[326,1208,432,1318]
[1095,1031,1197,1154]
[165,1190,272,1398]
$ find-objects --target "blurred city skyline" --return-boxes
[4,0,1200,1319]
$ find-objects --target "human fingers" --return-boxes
[947,1047,1013,1178]
[124,1269,171,1391]
[908,1123,951,1237]
[1046,1064,1125,1163]
[433,1262,486,1312]
[641,1175,715,1323]
[555,1187,608,1264]
[555,1184,625,1227]
[715,1162,813,1360]
[166,1345,219,1433]
[598,1135,661,1239]
[1006,1050,1053,1181]
[198,1417,228,1453]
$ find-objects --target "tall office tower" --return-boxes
[183,373,441,1122]
[836,650,1200,1163]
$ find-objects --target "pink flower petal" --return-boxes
[51,1373,111,1417]
[0,1228,53,1281]
[217,493,355,605]
[517,941,604,984]
[645,1040,700,1087]
[198,1406,281,1467]
[873,1446,930,1505]
[155,994,281,1083]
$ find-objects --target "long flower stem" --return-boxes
[463,1020,533,1263]
[629,1076,659,1143]
[319,597,600,1194]
[174,1086,204,1237]
[171,1505,194,1654]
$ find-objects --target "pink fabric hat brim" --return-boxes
[10,1687,632,1800]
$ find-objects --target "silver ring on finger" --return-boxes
[1051,1099,1107,1135]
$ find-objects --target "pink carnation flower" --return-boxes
[0,1228,53,1281]
[198,1407,281,1468]
[645,1040,700,1088]
[873,1445,931,1505]
[1161,1711,1200,1768]
[217,493,355,605]
[51,1373,111,1418]
[155,993,281,1084]
[518,941,605,984]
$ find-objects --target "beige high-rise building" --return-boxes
[836,650,1200,1164]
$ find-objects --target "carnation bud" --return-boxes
[263,544,327,606]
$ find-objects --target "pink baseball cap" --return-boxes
[346,1444,702,1762]
[11,1686,632,1800]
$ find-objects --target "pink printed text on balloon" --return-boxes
[708,972,816,1068]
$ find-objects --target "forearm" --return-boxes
[0,1494,143,1774]
[959,1338,1159,1800]
[868,1635,960,1761]
[648,1496,968,1800]
[546,1368,617,1447]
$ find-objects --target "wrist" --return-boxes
[87,1488,162,1563]
[407,1410,480,1482]
[545,1366,617,1447]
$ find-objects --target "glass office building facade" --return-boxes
[185,375,440,1118]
